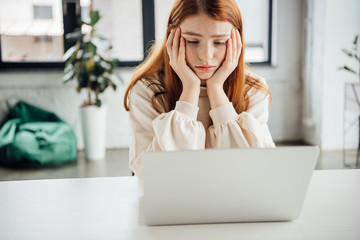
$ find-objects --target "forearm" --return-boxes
[179,85,201,106]
[206,83,230,109]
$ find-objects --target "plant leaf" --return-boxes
[77,72,89,89]
[339,65,357,74]
[76,49,84,59]
[355,54,360,62]
[353,34,359,45]
[90,10,101,26]
[63,8,118,102]
[64,63,74,74]
[63,68,76,82]
[341,48,353,57]
[91,37,111,50]
[63,45,77,62]
[82,52,93,59]
[95,99,102,107]
[108,77,117,91]
[99,60,110,70]
[65,31,83,41]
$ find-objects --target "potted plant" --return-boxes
[339,33,360,167]
[63,9,118,161]
[339,34,360,81]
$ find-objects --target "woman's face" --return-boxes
[179,13,234,80]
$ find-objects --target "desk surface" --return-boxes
[0,170,359,240]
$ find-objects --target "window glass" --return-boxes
[154,0,271,63]
[235,0,270,63]
[0,0,64,62]
[91,0,143,62]
[34,5,53,19]
[154,0,173,43]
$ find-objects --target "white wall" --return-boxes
[322,0,360,150]
[303,0,360,150]
[254,0,304,142]
[0,0,306,148]
[302,0,326,147]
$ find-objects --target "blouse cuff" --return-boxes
[175,101,199,120]
[209,102,238,127]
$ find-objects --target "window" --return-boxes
[0,0,273,69]
[34,5,53,19]
[235,0,272,64]
[91,0,144,63]
[0,0,148,69]
[0,0,65,66]
[155,0,273,65]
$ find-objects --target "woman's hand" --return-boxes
[166,28,201,105]
[206,28,242,109]
[207,28,242,88]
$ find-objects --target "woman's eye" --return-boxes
[214,41,226,45]
[186,40,199,45]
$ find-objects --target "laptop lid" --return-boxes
[143,146,319,225]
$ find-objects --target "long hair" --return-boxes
[124,0,271,113]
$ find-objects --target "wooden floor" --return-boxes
[0,147,358,181]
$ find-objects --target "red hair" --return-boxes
[124,0,271,113]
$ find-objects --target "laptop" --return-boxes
[143,146,319,226]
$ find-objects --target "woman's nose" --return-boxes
[198,44,214,61]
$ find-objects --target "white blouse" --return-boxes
[128,73,275,178]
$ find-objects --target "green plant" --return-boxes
[63,9,118,107]
[339,34,360,81]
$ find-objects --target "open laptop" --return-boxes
[142,146,319,225]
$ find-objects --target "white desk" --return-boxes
[0,170,359,240]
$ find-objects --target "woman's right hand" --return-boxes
[166,28,201,105]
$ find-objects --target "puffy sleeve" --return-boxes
[128,80,205,178]
[208,86,275,149]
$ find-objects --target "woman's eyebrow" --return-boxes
[211,34,230,38]
[182,32,230,38]
[182,32,202,37]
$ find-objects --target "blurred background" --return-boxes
[0,0,359,180]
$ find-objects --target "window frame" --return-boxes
[262,0,273,66]
[0,0,272,70]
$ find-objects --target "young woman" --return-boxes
[124,0,275,178]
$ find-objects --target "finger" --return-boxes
[166,29,175,49]
[231,28,237,61]
[179,37,186,62]
[166,29,175,56]
[236,29,242,60]
[226,36,233,62]
[172,28,181,58]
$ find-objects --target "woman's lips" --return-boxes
[195,65,216,71]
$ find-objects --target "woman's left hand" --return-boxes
[206,28,242,109]
[206,28,242,88]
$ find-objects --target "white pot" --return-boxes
[80,104,107,161]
